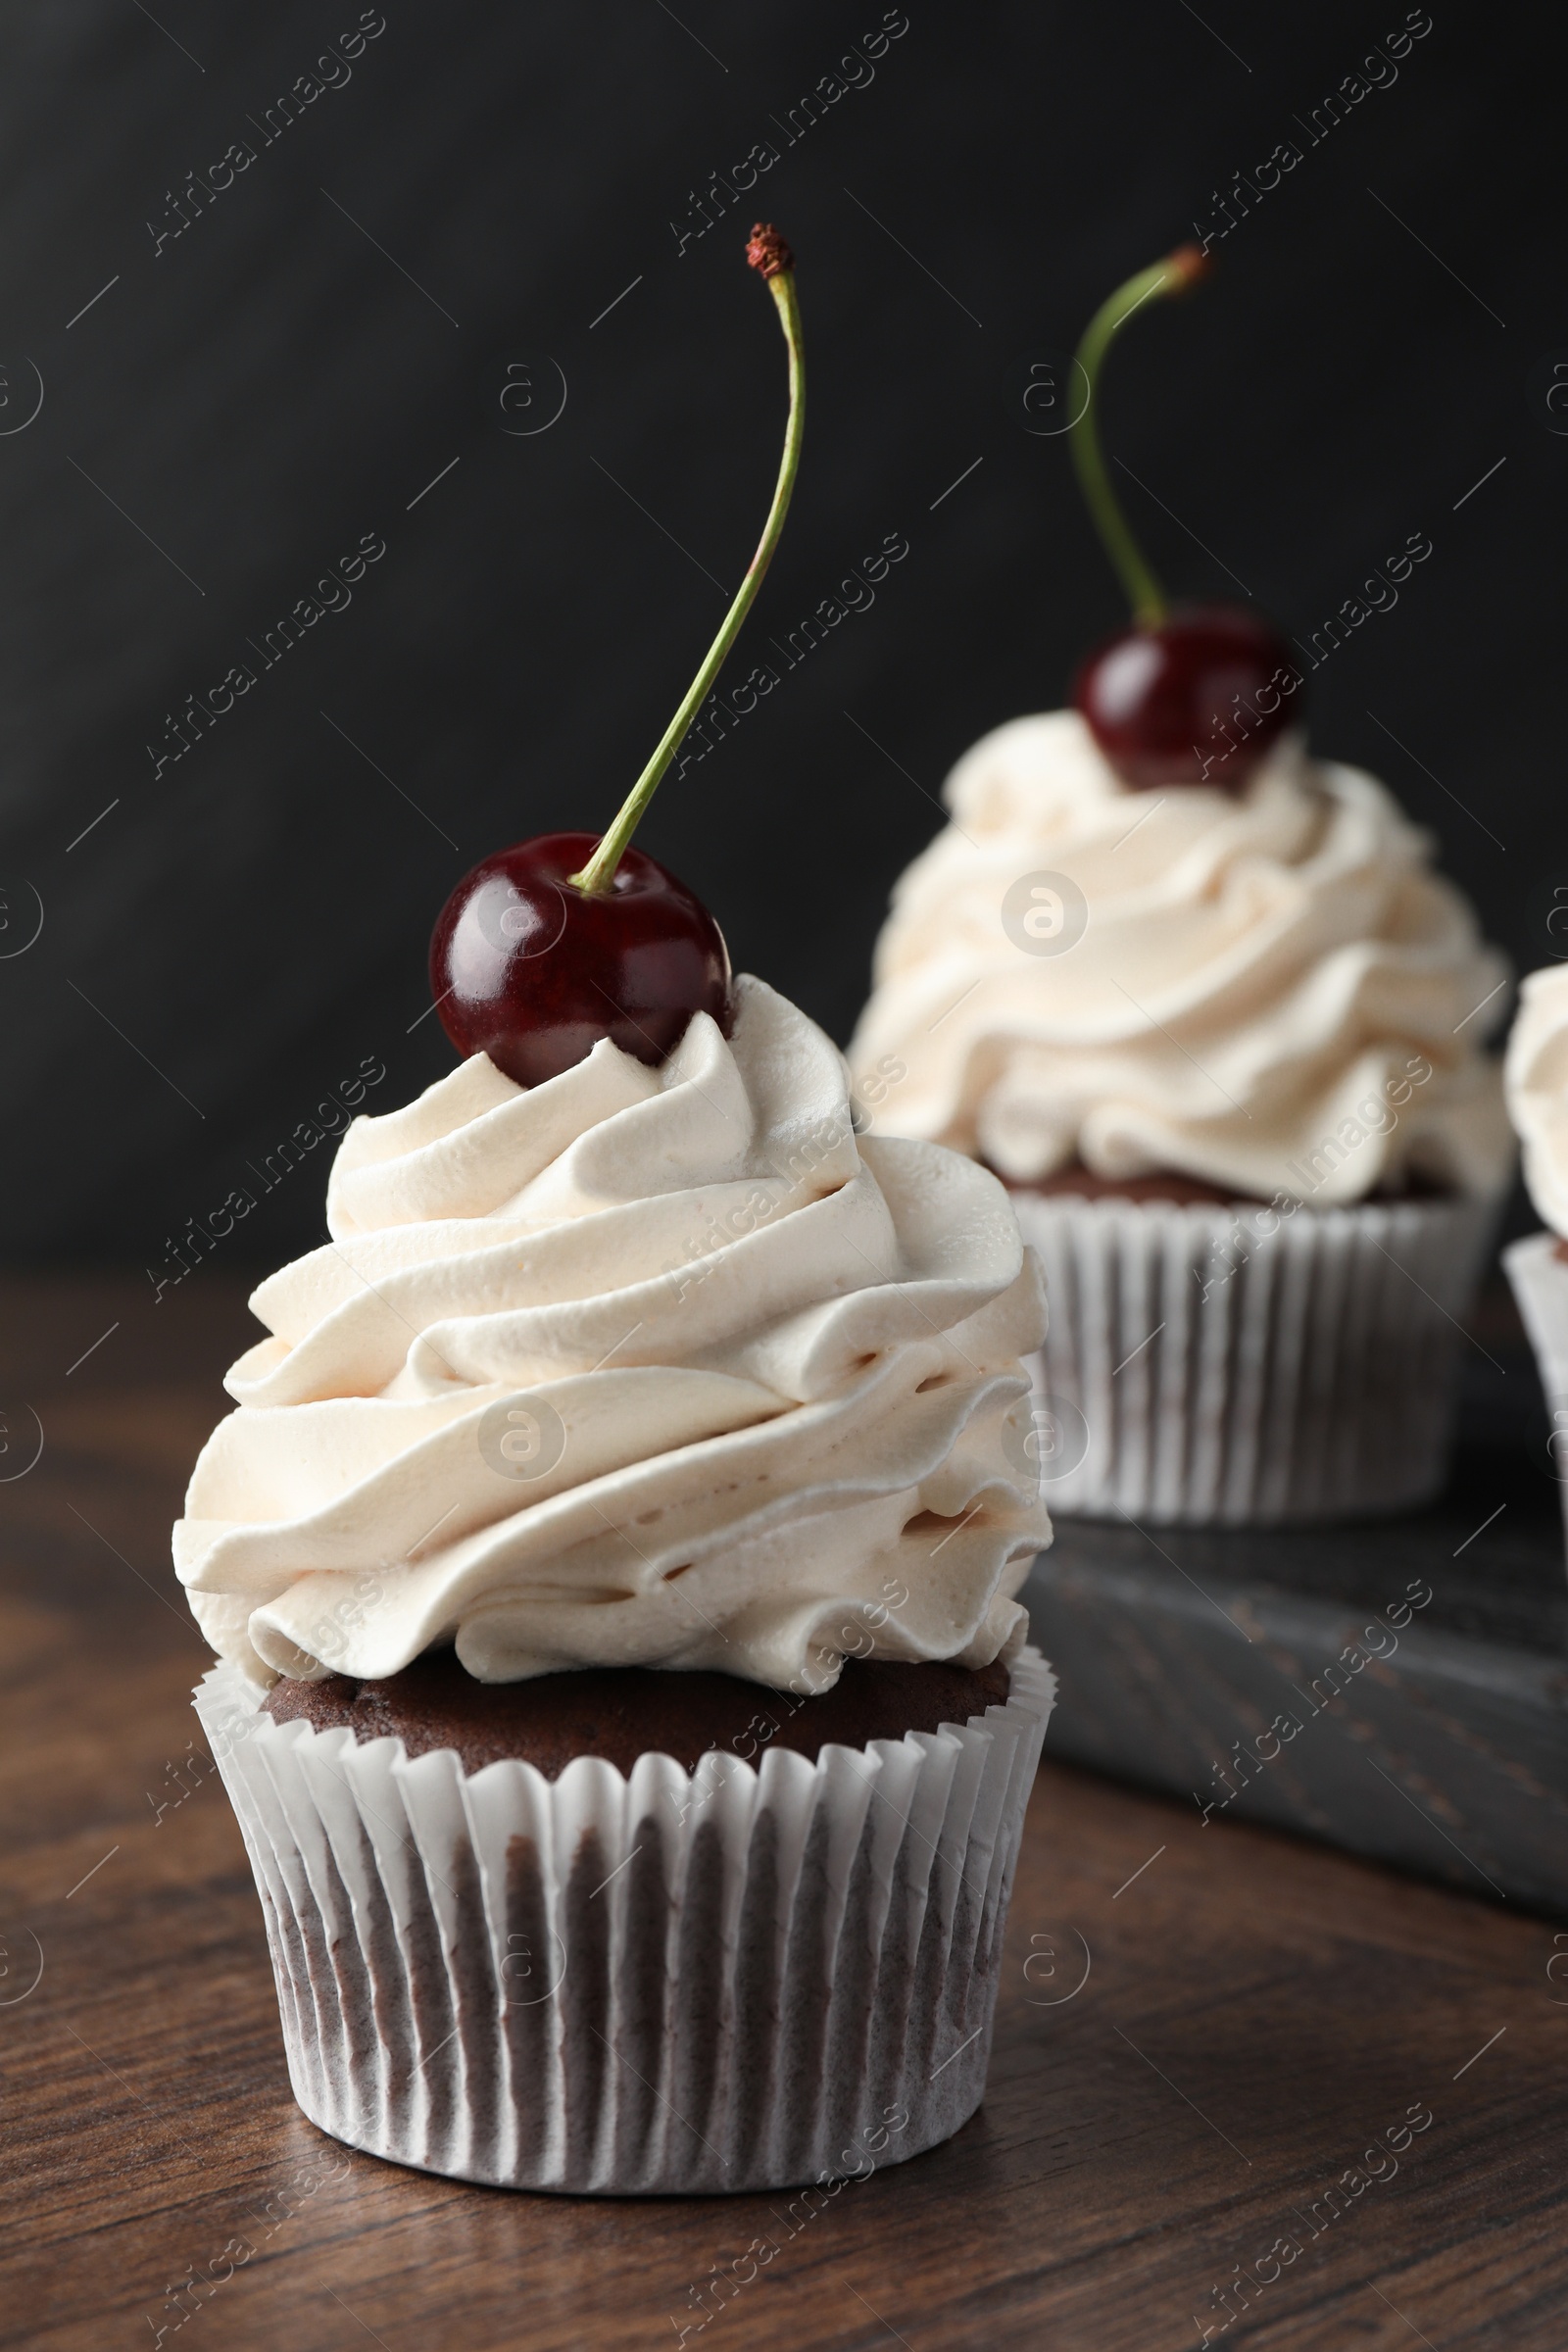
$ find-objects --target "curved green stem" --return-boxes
[1068,245,1207,629]
[571,267,805,896]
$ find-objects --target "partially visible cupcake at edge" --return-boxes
[180,977,1054,2193]
[1502,964,1568,1550]
[848,710,1513,1523]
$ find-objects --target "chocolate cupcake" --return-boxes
[184,977,1054,2192]
[848,710,1513,1522]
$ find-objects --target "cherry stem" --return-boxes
[571,235,805,897]
[1068,243,1209,631]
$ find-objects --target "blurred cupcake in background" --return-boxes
[1503,966,1568,1546]
[849,244,1512,1524]
[848,712,1511,1523]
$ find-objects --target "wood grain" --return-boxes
[2,1272,1566,2350]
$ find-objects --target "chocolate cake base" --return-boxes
[1007,1157,1454,1209]
[1015,1161,1258,1207]
[264,1648,1012,1777]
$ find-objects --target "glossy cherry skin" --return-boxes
[430,832,731,1088]
[1073,605,1302,792]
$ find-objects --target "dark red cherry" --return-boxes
[1073,605,1302,792]
[430,831,730,1088]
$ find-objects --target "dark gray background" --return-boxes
[0,0,1555,1271]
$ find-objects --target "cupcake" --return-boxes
[1503,966,1568,1539]
[183,979,1052,2192]
[848,248,1512,1524]
[177,227,1055,2195]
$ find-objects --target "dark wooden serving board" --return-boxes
[1024,1282,1568,1918]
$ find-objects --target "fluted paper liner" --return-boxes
[193,1648,1054,2194]
[1504,1232,1568,1568]
[1010,1191,1500,1524]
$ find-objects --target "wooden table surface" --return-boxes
[3,1272,1566,2352]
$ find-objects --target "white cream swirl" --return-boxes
[1505,964,1568,1237]
[849,710,1512,1203]
[174,977,1049,1689]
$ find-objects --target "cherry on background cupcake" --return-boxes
[1065,243,1301,793]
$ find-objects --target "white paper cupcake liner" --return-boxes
[192,1647,1054,2195]
[1504,1232,1568,1564]
[1009,1190,1501,1524]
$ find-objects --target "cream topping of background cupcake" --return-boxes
[175,975,1049,1690]
[848,710,1511,1204]
[1504,964,1568,1236]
